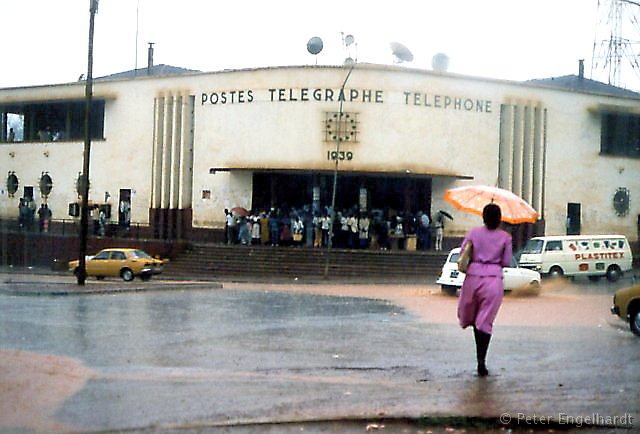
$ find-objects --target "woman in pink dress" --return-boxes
[457,203,512,377]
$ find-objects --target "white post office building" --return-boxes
[1,61,639,246]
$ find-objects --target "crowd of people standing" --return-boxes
[224,205,448,251]
[17,197,52,232]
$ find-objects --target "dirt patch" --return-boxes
[0,350,95,432]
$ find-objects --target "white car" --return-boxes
[436,247,542,295]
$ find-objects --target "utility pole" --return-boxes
[323,63,355,279]
[77,0,99,285]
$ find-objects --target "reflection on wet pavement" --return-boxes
[0,284,637,433]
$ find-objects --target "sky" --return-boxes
[2,0,640,91]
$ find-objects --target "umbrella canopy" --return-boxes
[444,185,538,224]
[230,206,250,217]
[437,210,454,220]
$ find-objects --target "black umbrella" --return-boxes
[438,210,454,220]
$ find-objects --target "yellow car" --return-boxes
[69,248,164,282]
[611,283,640,336]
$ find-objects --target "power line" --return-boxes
[591,0,640,89]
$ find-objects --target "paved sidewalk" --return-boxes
[0,267,222,296]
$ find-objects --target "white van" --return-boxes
[518,235,633,282]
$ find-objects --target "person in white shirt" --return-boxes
[435,214,445,251]
[347,212,358,248]
[225,210,236,245]
[292,216,304,246]
[251,214,261,245]
[321,212,331,247]
[358,212,370,249]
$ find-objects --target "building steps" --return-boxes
[164,243,449,283]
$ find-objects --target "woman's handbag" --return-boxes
[457,241,473,273]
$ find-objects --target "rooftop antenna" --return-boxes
[390,41,414,63]
[341,32,357,64]
[134,0,140,76]
[307,36,324,64]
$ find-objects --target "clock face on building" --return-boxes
[613,187,630,217]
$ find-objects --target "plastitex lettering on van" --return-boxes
[519,235,633,282]
[574,252,625,260]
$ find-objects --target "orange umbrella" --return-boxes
[230,206,250,217]
[444,185,538,224]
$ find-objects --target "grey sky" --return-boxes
[2,0,639,90]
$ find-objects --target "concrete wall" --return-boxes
[2,64,639,242]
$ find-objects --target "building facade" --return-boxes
[1,63,639,244]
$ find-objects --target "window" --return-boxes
[1,100,105,143]
[93,251,110,260]
[130,250,152,259]
[5,113,24,142]
[545,241,563,251]
[521,239,543,254]
[111,251,126,260]
[601,112,640,157]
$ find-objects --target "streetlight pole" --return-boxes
[77,0,99,285]
[323,63,355,279]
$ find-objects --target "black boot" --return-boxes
[473,326,492,377]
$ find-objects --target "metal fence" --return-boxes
[0,217,153,240]
[0,217,187,269]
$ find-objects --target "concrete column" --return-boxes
[498,104,514,189]
[532,106,545,214]
[179,94,194,209]
[161,95,173,209]
[151,97,164,209]
[1,111,6,143]
[170,95,182,210]
[28,111,36,142]
[512,105,524,197]
[522,105,534,204]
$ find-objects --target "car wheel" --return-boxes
[441,285,458,296]
[606,266,622,282]
[96,276,105,281]
[121,268,134,282]
[630,308,640,337]
[548,266,564,279]
[140,274,152,282]
[588,275,601,282]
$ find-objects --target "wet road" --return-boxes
[0,273,638,433]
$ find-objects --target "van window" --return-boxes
[545,241,563,251]
[521,239,543,254]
